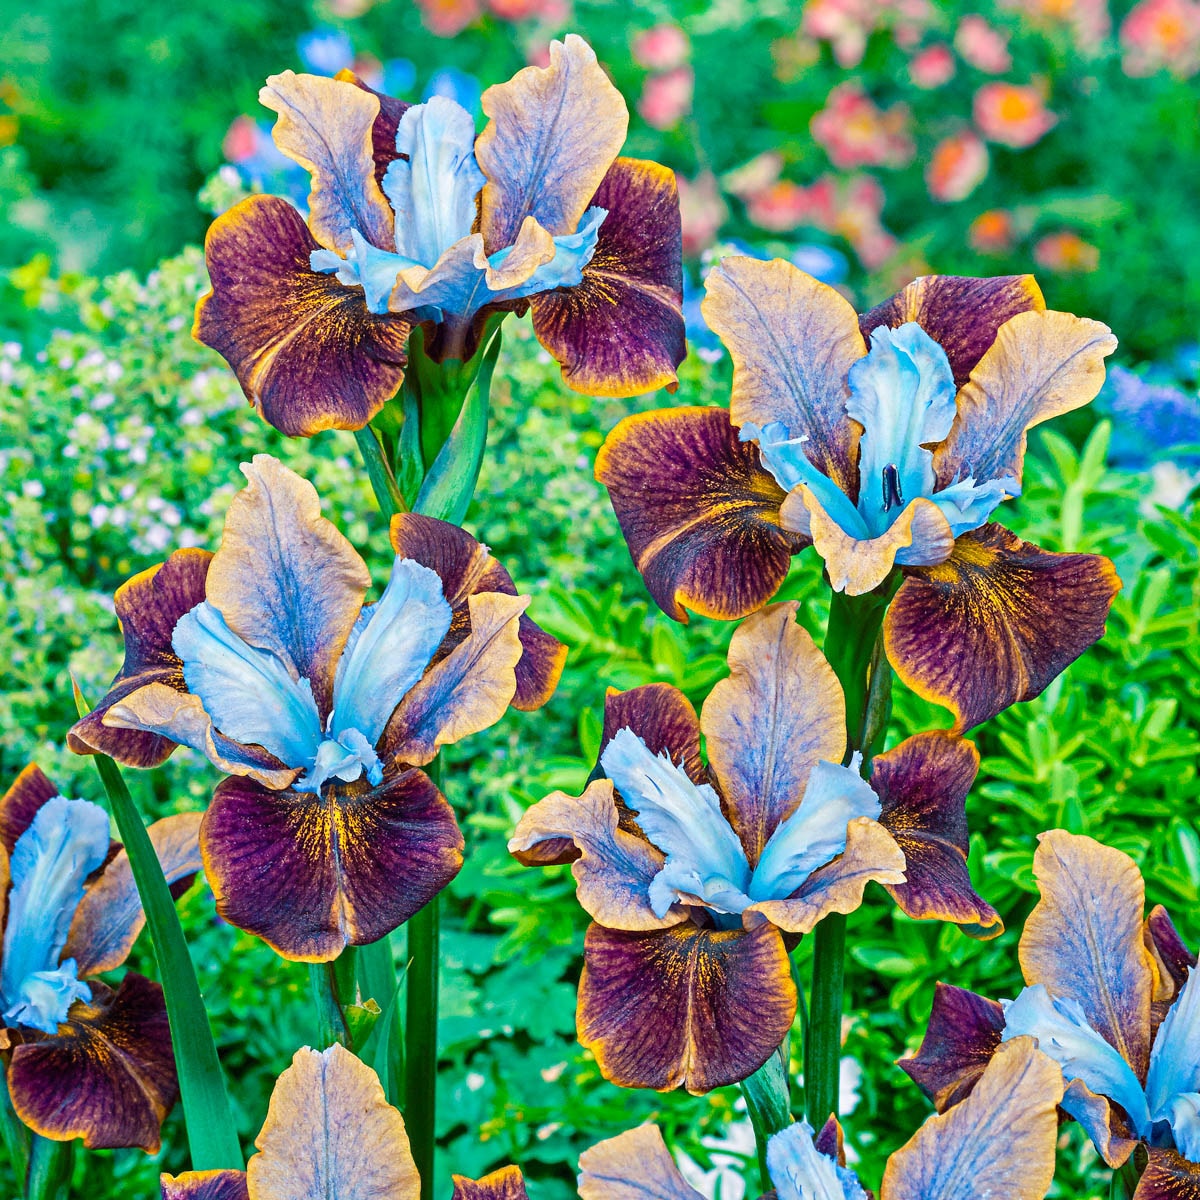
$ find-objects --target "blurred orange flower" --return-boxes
[1034,230,1100,272]
[968,209,1017,253]
[925,130,989,202]
[973,82,1058,147]
[811,81,915,168]
[1120,0,1200,76]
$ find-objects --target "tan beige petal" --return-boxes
[935,309,1117,486]
[701,257,863,493]
[700,602,845,863]
[479,217,556,290]
[578,1125,706,1200]
[259,71,394,254]
[745,817,905,934]
[248,1044,419,1200]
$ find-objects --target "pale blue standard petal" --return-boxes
[175,601,324,769]
[748,757,880,902]
[600,728,753,918]
[385,97,485,267]
[741,421,869,539]
[1147,966,1200,1150]
[294,728,383,796]
[486,206,607,303]
[766,1120,869,1200]
[329,557,452,746]
[927,472,1019,536]
[847,323,958,538]
[1163,1093,1200,1162]
[0,797,111,1033]
[1002,984,1150,1134]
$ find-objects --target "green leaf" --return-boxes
[72,681,243,1172]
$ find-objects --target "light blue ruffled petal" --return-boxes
[928,472,1019,536]
[748,757,880,902]
[385,97,485,267]
[175,601,324,770]
[1002,984,1150,1135]
[847,323,958,538]
[766,1120,868,1200]
[486,206,607,303]
[1147,967,1200,1137]
[294,728,384,795]
[0,797,110,1033]
[600,728,752,918]
[741,421,870,539]
[329,557,452,747]
[1165,1093,1200,1161]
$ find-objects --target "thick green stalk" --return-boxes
[1110,1158,1141,1199]
[804,585,895,1130]
[74,686,243,1170]
[0,1070,30,1186]
[309,961,350,1049]
[740,1044,791,1193]
[355,426,408,516]
[25,1135,71,1200]
[357,935,406,1104]
[405,889,440,1200]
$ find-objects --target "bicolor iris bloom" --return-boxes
[69,455,565,962]
[509,602,1000,1094]
[196,34,685,437]
[577,1037,1064,1200]
[0,764,201,1152]
[162,1042,533,1200]
[903,830,1200,1196]
[597,261,1122,732]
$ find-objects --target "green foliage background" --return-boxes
[0,251,1197,1198]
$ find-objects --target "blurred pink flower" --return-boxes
[999,0,1111,52]
[810,81,915,169]
[925,130,989,201]
[416,0,482,36]
[1034,230,1100,272]
[973,82,1058,147]
[802,0,877,67]
[222,116,259,164]
[722,152,785,199]
[909,42,956,87]
[968,209,1017,253]
[487,0,562,16]
[633,24,691,70]
[1120,0,1200,76]
[745,181,814,232]
[637,66,694,130]
[954,14,1013,72]
[678,171,728,256]
[838,174,898,268]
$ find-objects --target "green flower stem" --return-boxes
[0,1071,30,1186]
[406,890,440,1200]
[804,584,896,1130]
[740,1043,792,1193]
[25,1135,71,1200]
[73,684,243,1171]
[309,951,357,1049]
[354,425,408,516]
[356,936,406,1104]
[1110,1158,1142,1199]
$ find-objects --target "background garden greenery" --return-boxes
[1,0,1199,1197]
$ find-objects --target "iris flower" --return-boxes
[577,1037,1063,1200]
[196,35,685,437]
[597,262,1122,731]
[510,602,1000,1093]
[0,764,200,1152]
[69,455,564,962]
[162,1042,533,1200]
[903,830,1200,1196]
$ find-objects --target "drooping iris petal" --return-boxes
[884,522,1121,731]
[507,779,678,932]
[701,257,863,495]
[1133,1149,1200,1200]
[578,1125,707,1200]
[599,728,752,917]
[577,921,796,1093]
[1146,907,1197,1006]
[1001,985,1150,1134]
[1147,968,1200,1145]
[161,1172,250,1200]
[206,455,372,716]
[870,732,1001,936]
[476,34,628,250]
[700,603,845,863]
[67,549,212,767]
[7,974,176,1152]
[194,197,410,437]
[387,512,566,712]
[880,1037,1064,1200]
[382,592,528,768]
[246,1044,420,1200]
[846,323,958,537]
[385,97,485,268]
[258,71,394,254]
[452,1166,530,1200]
[0,763,58,856]
[1019,830,1155,1079]
[745,817,904,935]
[1,797,110,1033]
[65,813,203,978]
[601,684,706,787]
[934,309,1117,487]
[595,405,803,622]
[899,982,1006,1111]
[174,601,323,770]
[766,1120,868,1200]
[330,558,452,746]
[201,768,462,962]
[858,274,1045,387]
[529,156,686,398]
